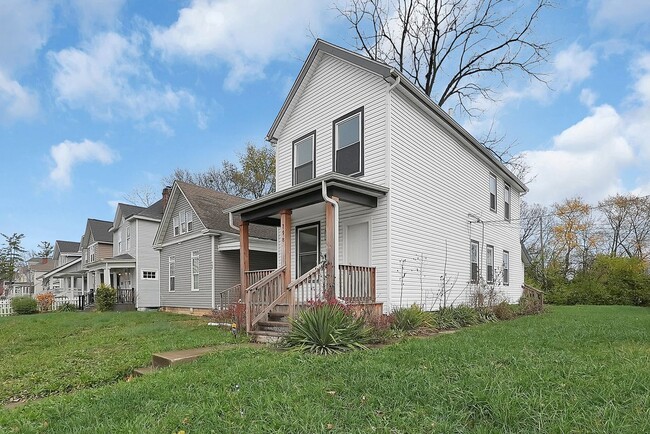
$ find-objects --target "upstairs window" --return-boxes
[333,108,363,176]
[504,184,511,220]
[126,226,131,250]
[489,173,497,212]
[503,250,510,286]
[470,240,479,283]
[293,132,315,185]
[486,245,494,283]
[173,216,179,236]
[186,210,193,232]
[180,211,187,234]
[118,231,123,253]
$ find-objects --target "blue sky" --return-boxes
[1,0,649,253]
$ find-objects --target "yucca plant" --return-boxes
[392,304,432,332]
[449,305,481,327]
[284,304,370,355]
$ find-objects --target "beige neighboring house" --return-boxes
[6,258,55,298]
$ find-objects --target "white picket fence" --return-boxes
[0,297,81,316]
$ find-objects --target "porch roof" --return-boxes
[224,173,388,225]
[41,257,83,280]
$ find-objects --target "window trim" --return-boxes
[118,231,123,253]
[168,256,175,292]
[186,210,193,232]
[470,240,480,284]
[504,183,511,221]
[126,226,131,251]
[292,130,316,185]
[180,211,187,234]
[502,250,510,286]
[295,222,321,279]
[141,269,157,280]
[191,250,200,291]
[332,107,364,177]
[486,244,494,284]
[489,173,497,213]
[173,216,179,237]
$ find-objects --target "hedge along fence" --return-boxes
[0,296,82,316]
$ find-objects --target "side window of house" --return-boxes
[186,210,193,232]
[486,245,494,283]
[470,240,479,283]
[180,211,187,234]
[504,184,511,220]
[118,231,123,253]
[173,216,179,236]
[142,270,157,279]
[168,256,175,291]
[191,251,200,291]
[502,251,510,285]
[126,226,131,250]
[333,108,363,176]
[293,132,315,185]
[489,173,497,212]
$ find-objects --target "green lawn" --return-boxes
[1,306,649,433]
[0,311,231,404]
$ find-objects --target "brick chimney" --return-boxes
[162,186,172,210]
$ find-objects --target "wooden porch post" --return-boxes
[239,221,250,301]
[280,210,293,316]
[325,200,336,299]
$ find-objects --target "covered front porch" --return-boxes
[225,173,388,334]
[83,255,136,309]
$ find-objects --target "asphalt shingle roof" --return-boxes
[136,199,164,220]
[88,219,113,243]
[55,240,80,253]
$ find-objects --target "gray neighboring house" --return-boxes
[153,181,277,314]
[41,240,82,298]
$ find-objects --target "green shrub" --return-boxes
[284,304,370,354]
[95,284,117,312]
[476,308,498,323]
[449,305,481,327]
[392,304,432,332]
[57,302,78,312]
[433,308,461,330]
[11,296,38,315]
[493,301,517,320]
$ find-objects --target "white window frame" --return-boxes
[168,256,175,292]
[126,226,131,250]
[489,173,497,212]
[502,250,510,286]
[470,240,479,284]
[486,245,494,284]
[293,131,316,185]
[180,212,187,234]
[504,184,511,221]
[191,251,200,291]
[89,244,96,262]
[141,270,157,280]
[333,108,364,177]
[173,216,179,237]
[186,210,193,232]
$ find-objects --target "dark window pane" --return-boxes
[505,202,510,220]
[335,142,360,175]
[299,254,318,275]
[294,162,313,184]
[487,266,494,283]
[337,115,359,149]
[299,226,318,252]
[471,263,478,283]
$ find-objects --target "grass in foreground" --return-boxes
[2,305,649,433]
[0,311,231,404]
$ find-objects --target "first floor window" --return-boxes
[142,270,157,280]
[191,251,200,291]
[293,132,315,184]
[486,245,494,283]
[470,240,479,283]
[297,223,320,277]
[334,108,363,176]
[169,256,175,291]
[502,251,510,286]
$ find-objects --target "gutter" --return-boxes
[321,180,340,299]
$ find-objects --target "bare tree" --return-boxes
[337,0,551,173]
[124,185,157,207]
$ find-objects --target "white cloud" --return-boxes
[150,0,329,90]
[49,139,118,188]
[69,0,126,36]
[579,88,597,107]
[0,0,52,73]
[553,44,597,91]
[589,0,650,32]
[0,69,39,121]
[50,32,194,121]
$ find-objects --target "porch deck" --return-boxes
[78,288,135,311]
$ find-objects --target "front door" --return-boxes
[345,221,370,266]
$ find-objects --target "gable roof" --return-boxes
[134,199,164,221]
[55,240,80,254]
[86,219,113,244]
[266,39,527,193]
[29,259,56,273]
[119,203,146,219]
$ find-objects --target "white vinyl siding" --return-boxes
[136,219,162,308]
[275,52,388,191]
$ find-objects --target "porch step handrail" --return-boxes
[215,283,241,310]
[246,266,286,332]
[244,269,275,288]
[289,260,328,315]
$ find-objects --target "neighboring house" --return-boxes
[41,240,82,297]
[80,218,114,291]
[226,40,527,334]
[28,258,56,296]
[153,181,277,315]
[6,265,32,298]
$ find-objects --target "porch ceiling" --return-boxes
[224,173,388,225]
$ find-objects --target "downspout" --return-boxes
[228,212,239,232]
[211,235,215,309]
[322,180,340,299]
[384,71,400,311]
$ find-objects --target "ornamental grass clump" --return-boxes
[284,303,370,355]
[392,304,432,332]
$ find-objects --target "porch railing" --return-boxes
[289,261,329,314]
[338,265,376,304]
[246,266,286,333]
[116,288,135,304]
[215,283,241,310]
[244,269,275,288]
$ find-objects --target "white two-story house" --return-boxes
[226,40,527,334]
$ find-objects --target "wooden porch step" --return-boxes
[249,330,287,337]
[152,347,216,368]
[257,320,290,329]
